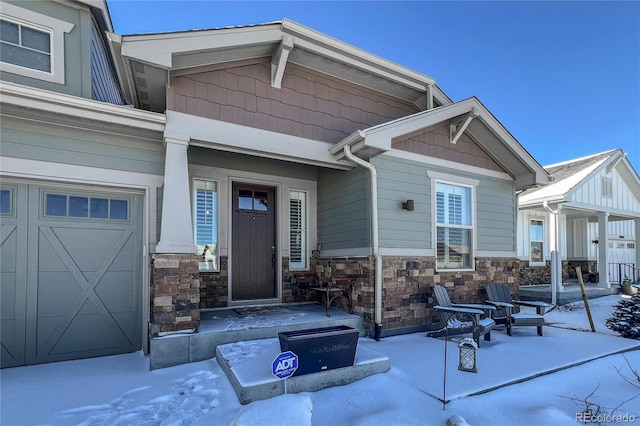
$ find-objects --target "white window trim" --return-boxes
[0,2,74,84]
[529,217,546,266]
[289,189,309,271]
[192,178,220,272]
[428,171,478,272]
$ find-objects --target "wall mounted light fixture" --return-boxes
[402,200,414,211]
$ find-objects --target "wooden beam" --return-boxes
[449,108,478,144]
[271,35,294,89]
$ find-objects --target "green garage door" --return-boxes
[1,183,143,368]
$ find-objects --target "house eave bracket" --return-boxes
[450,107,479,144]
[271,35,294,89]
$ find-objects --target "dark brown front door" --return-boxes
[231,183,276,300]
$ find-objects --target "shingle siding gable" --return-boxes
[168,59,419,144]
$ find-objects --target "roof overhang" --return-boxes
[165,110,353,170]
[519,149,640,219]
[330,97,550,190]
[109,19,447,113]
[0,81,165,138]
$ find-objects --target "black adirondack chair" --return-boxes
[485,283,550,336]
[428,285,496,347]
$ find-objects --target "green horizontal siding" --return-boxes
[373,155,431,250]
[1,117,164,175]
[318,168,369,250]
[373,154,516,253]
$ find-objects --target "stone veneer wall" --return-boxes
[520,260,596,285]
[379,257,520,335]
[196,254,520,336]
[200,256,229,309]
[150,254,201,335]
[284,256,519,336]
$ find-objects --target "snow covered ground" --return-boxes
[2,294,639,426]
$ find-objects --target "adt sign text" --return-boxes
[272,351,298,379]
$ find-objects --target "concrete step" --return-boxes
[216,337,390,405]
[150,304,365,370]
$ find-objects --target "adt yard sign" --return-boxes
[272,351,298,379]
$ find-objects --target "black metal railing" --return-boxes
[609,263,639,284]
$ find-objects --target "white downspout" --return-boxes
[343,145,383,339]
[543,201,562,305]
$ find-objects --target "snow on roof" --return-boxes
[519,149,619,205]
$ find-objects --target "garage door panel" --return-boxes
[0,188,27,368]
[2,184,143,367]
[45,316,128,355]
[47,227,134,273]
[35,272,83,317]
[95,271,138,312]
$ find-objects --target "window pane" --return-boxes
[21,26,50,52]
[437,227,470,269]
[239,190,253,210]
[0,189,11,214]
[194,180,218,271]
[254,191,268,211]
[69,196,88,217]
[530,220,543,241]
[289,191,306,269]
[46,194,67,216]
[90,198,109,218]
[110,199,128,220]
[0,42,50,72]
[0,20,19,44]
[436,183,470,225]
[530,241,543,263]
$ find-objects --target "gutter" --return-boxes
[342,145,383,340]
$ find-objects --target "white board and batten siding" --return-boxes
[569,166,640,213]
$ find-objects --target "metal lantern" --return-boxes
[458,337,478,373]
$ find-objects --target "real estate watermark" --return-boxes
[575,412,636,423]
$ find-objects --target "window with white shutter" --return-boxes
[289,190,307,270]
[193,180,218,271]
[436,182,472,270]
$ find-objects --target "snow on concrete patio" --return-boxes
[1,294,639,426]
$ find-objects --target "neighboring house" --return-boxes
[1,0,549,368]
[518,149,640,288]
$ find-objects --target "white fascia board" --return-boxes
[166,111,353,170]
[386,150,513,181]
[282,19,435,89]
[106,31,135,105]
[364,100,476,150]
[471,105,548,185]
[71,0,113,32]
[329,130,366,156]
[120,25,284,69]
[0,81,165,131]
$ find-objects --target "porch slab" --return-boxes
[216,337,390,405]
[150,304,365,370]
[519,283,620,305]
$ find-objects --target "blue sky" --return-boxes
[107,1,640,172]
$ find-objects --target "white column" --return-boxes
[556,204,564,291]
[156,133,197,254]
[635,218,640,276]
[597,212,609,288]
